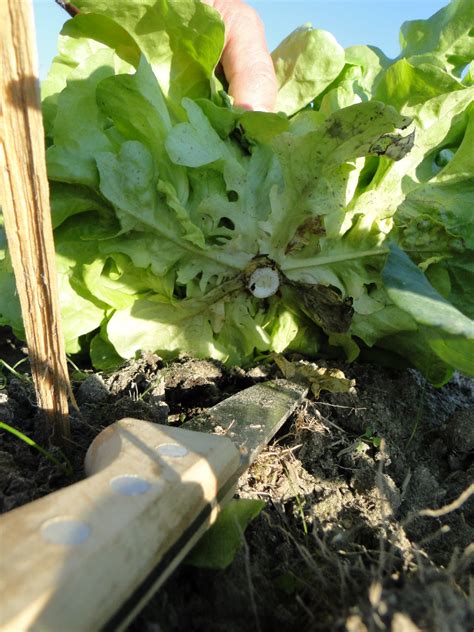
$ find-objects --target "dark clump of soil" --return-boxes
[0,325,473,632]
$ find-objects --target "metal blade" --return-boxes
[183,378,308,473]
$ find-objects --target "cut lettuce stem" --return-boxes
[247,266,280,298]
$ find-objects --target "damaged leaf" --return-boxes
[299,283,354,334]
[272,354,356,397]
[369,130,415,160]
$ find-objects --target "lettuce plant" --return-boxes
[1,0,473,385]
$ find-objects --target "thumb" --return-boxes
[204,0,278,112]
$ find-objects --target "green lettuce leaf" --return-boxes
[399,0,474,76]
[1,0,473,383]
[72,0,225,102]
[272,25,345,115]
[383,245,474,376]
[185,499,265,570]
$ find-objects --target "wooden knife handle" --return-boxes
[0,419,240,631]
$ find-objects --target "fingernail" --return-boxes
[236,102,270,113]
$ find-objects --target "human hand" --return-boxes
[201,0,278,112]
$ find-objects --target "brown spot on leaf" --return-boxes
[285,217,326,254]
[326,118,347,139]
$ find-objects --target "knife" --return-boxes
[0,379,307,631]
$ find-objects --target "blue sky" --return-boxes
[33,0,448,79]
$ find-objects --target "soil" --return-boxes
[1,325,473,632]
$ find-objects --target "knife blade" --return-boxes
[0,379,307,631]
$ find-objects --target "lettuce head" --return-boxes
[1,0,473,385]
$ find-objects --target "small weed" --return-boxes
[0,358,31,383]
[66,357,90,381]
[406,384,426,448]
[283,462,308,536]
[357,427,382,452]
[0,421,73,476]
[137,375,165,401]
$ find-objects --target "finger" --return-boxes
[204,0,278,111]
